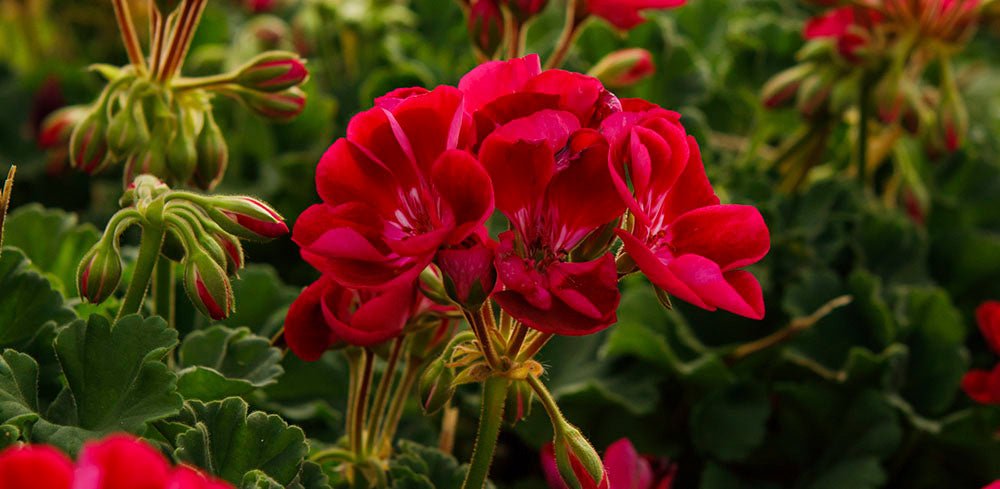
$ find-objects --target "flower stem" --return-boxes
[171,72,237,91]
[461,376,509,489]
[366,336,405,453]
[377,358,422,451]
[153,256,176,328]
[344,349,361,453]
[111,0,148,76]
[353,348,375,457]
[516,332,553,362]
[545,0,579,70]
[507,322,528,357]
[439,403,459,455]
[466,308,502,369]
[726,295,852,363]
[116,222,166,321]
[526,374,566,427]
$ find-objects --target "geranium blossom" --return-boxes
[541,438,676,489]
[962,301,1000,404]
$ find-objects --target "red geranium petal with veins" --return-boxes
[667,255,765,319]
[430,149,495,244]
[316,139,400,214]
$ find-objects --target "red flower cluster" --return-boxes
[0,435,231,489]
[962,301,1000,404]
[541,438,676,489]
[286,54,769,359]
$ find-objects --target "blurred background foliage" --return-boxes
[2,0,1000,487]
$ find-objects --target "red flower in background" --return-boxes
[581,0,687,30]
[962,301,1000,405]
[294,86,493,290]
[803,6,883,62]
[480,109,625,335]
[0,435,231,489]
[606,100,770,319]
[541,438,676,489]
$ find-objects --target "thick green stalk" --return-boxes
[353,349,375,457]
[461,376,510,489]
[377,359,421,451]
[366,336,405,453]
[153,256,175,328]
[116,223,166,320]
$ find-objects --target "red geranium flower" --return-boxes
[480,109,626,335]
[0,445,74,489]
[294,86,493,290]
[803,6,883,62]
[606,100,770,319]
[581,0,687,31]
[541,438,676,489]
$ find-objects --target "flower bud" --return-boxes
[69,108,111,174]
[77,241,123,304]
[795,71,834,119]
[873,71,905,123]
[193,114,229,191]
[38,106,87,149]
[232,86,306,122]
[419,266,453,305]
[183,251,235,320]
[552,426,607,489]
[212,232,245,275]
[124,142,169,186]
[235,51,309,93]
[588,48,654,89]
[166,110,198,184]
[205,196,288,241]
[436,237,497,308]
[468,0,504,58]
[506,0,548,23]
[504,380,533,426]
[161,228,187,262]
[939,91,968,153]
[419,358,456,414]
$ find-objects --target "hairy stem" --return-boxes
[461,376,509,489]
[377,359,422,452]
[353,348,375,457]
[366,336,405,453]
[116,222,166,320]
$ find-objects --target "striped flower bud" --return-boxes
[183,251,235,320]
[235,51,309,93]
[69,108,111,174]
[77,240,123,304]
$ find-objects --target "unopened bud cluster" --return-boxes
[78,175,288,319]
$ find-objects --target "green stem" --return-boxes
[526,374,567,428]
[309,446,356,464]
[544,0,580,70]
[366,336,405,453]
[353,348,375,457]
[858,73,872,185]
[116,222,166,320]
[153,257,176,328]
[111,0,148,75]
[344,349,361,454]
[516,332,552,362]
[461,376,509,489]
[171,72,237,91]
[377,359,421,452]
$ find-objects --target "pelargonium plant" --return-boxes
[285,52,769,488]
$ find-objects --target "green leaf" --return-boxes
[389,441,470,489]
[0,248,75,349]
[2,205,100,296]
[807,458,886,489]
[0,350,41,420]
[175,397,309,486]
[690,382,770,461]
[898,287,967,415]
[177,325,284,401]
[40,314,182,452]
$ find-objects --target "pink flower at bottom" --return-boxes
[582,0,687,31]
[0,445,74,489]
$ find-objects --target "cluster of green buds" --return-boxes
[50,0,308,190]
[77,175,287,320]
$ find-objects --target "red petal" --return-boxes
[431,149,495,244]
[586,0,685,30]
[666,204,770,271]
[345,106,420,188]
[473,92,562,142]
[603,438,653,489]
[616,229,708,309]
[374,87,430,110]
[325,282,415,346]
[316,139,400,216]
[659,137,719,224]
[391,85,467,173]
[76,435,171,489]
[0,446,73,489]
[804,7,854,39]
[285,277,339,361]
[458,54,542,114]
[545,130,625,248]
[667,255,765,319]
[522,70,606,124]
[303,227,423,288]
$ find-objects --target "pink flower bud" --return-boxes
[235,51,309,93]
[588,48,655,89]
[77,241,123,304]
[207,196,288,241]
[184,251,235,320]
[435,235,497,308]
[193,114,229,191]
[468,0,505,57]
[38,106,87,149]
[69,108,111,174]
[547,427,608,489]
[213,231,245,275]
[761,64,811,109]
[504,380,534,426]
[241,86,306,122]
[939,92,968,153]
[419,358,456,414]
